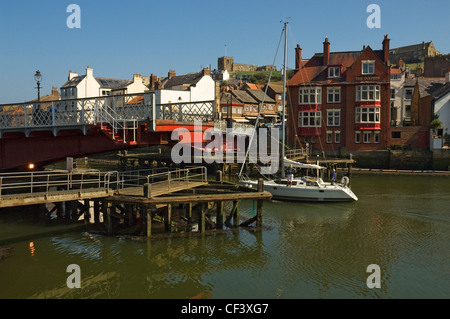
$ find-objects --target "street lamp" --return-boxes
[34,70,42,102]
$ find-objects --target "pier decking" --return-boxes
[0,167,271,238]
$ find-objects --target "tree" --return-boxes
[430,114,442,137]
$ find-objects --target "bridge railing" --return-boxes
[0,170,109,199]
[0,94,215,134]
[156,101,214,123]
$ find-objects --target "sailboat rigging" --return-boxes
[237,22,358,202]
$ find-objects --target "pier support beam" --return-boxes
[232,200,240,227]
[103,202,113,235]
[197,203,206,233]
[216,201,224,229]
[257,178,264,228]
[142,205,151,237]
[164,204,172,232]
[93,201,100,224]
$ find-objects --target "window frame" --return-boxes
[334,130,341,144]
[298,87,322,105]
[362,60,375,75]
[356,85,381,101]
[327,109,341,127]
[327,87,341,103]
[363,131,372,144]
[355,107,381,124]
[298,111,322,127]
[328,67,341,78]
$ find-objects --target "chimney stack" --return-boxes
[202,67,211,76]
[69,70,78,81]
[383,34,390,64]
[86,66,93,78]
[295,44,302,69]
[168,70,176,79]
[323,37,330,65]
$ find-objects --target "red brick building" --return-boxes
[287,35,391,153]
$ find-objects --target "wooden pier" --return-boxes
[0,167,271,239]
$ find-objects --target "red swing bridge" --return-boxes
[0,92,254,171]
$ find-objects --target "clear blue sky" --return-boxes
[0,0,448,103]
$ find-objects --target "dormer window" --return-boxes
[362,60,375,75]
[328,66,340,78]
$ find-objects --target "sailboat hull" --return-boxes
[239,178,358,202]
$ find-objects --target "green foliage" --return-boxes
[430,115,442,135]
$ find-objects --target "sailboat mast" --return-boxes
[280,21,288,178]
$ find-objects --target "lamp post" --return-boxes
[34,70,42,102]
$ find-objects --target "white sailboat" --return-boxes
[238,22,358,202]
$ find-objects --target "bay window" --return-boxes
[356,85,380,101]
[299,87,322,104]
[355,107,381,123]
[298,111,321,127]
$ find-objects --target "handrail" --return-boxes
[0,170,116,200]
[0,167,208,200]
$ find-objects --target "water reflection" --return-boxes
[0,174,449,298]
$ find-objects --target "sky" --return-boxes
[0,0,449,104]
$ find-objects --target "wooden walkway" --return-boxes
[116,180,208,197]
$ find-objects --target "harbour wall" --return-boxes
[315,148,450,170]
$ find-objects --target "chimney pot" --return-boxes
[295,44,302,69]
[323,37,330,65]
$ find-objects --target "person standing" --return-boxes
[331,169,337,185]
[286,164,296,187]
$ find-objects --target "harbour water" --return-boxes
[0,174,449,299]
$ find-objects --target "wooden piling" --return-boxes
[93,201,100,224]
[196,202,206,233]
[144,205,151,237]
[232,200,240,227]
[165,204,172,232]
[256,178,264,228]
[216,201,224,229]
[103,202,113,234]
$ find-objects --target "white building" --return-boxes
[433,71,450,148]
[60,66,149,100]
[389,67,407,126]
[150,68,215,105]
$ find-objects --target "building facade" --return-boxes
[287,36,391,153]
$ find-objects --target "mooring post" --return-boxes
[144,205,151,237]
[125,204,134,227]
[232,200,240,227]
[216,201,224,229]
[198,203,206,233]
[348,154,353,176]
[93,201,100,225]
[84,200,90,225]
[165,204,172,232]
[102,201,113,235]
[257,178,264,228]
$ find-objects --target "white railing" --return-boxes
[0,167,208,201]
[0,170,108,200]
